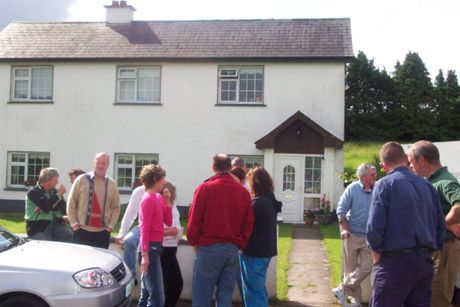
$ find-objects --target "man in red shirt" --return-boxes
[187,154,254,307]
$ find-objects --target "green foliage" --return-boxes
[277,223,294,301]
[346,51,460,141]
[338,141,384,185]
[319,223,341,287]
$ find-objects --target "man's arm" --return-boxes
[337,185,352,239]
[66,179,81,230]
[117,186,144,240]
[106,181,121,232]
[27,188,63,212]
[186,186,206,247]
[446,204,460,227]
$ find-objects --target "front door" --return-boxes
[274,155,303,223]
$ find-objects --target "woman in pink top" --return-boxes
[138,164,172,307]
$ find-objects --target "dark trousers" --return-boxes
[161,247,183,307]
[73,228,110,249]
[370,251,434,307]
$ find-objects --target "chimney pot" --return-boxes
[120,1,127,6]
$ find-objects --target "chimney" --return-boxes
[105,1,136,24]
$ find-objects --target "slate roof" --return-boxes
[0,19,353,61]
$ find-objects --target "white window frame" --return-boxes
[229,155,264,169]
[218,66,264,104]
[303,155,323,197]
[7,151,50,188]
[11,66,53,102]
[116,66,161,104]
[114,153,159,191]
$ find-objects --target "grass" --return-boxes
[320,223,341,287]
[276,223,294,301]
[0,212,25,233]
[344,141,382,171]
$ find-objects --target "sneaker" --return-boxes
[332,287,346,305]
[350,297,361,307]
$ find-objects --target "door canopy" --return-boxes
[255,111,343,154]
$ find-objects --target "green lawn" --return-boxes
[320,223,341,287]
[344,141,382,174]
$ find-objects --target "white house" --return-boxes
[0,1,353,223]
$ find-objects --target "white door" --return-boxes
[274,155,303,223]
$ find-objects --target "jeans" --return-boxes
[124,226,140,279]
[240,255,271,307]
[30,222,73,243]
[138,242,165,307]
[192,243,239,307]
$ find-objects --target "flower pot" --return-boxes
[304,218,314,225]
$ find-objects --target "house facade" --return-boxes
[0,2,353,223]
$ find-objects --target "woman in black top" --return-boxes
[240,167,282,306]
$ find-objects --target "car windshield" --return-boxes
[0,226,28,253]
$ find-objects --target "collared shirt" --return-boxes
[336,180,372,237]
[367,166,445,253]
[429,166,460,240]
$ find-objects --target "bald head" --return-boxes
[212,154,231,173]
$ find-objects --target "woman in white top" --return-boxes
[161,182,184,307]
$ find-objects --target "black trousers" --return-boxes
[160,247,183,307]
[73,228,110,249]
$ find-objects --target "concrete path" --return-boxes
[286,224,337,307]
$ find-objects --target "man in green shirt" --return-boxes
[408,140,460,307]
[25,167,72,242]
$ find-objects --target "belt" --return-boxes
[382,246,433,258]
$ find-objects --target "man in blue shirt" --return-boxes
[332,163,376,307]
[367,141,445,307]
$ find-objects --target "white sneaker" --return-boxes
[332,287,346,305]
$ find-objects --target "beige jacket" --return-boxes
[67,172,120,232]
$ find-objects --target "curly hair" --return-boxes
[140,164,166,189]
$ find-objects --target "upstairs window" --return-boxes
[116,67,161,103]
[218,67,264,104]
[7,151,50,188]
[11,66,53,101]
[115,153,159,190]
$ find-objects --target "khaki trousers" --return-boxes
[431,238,460,307]
[341,233,372,303]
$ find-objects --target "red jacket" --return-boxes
[187,173,254,249]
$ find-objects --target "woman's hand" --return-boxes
[141,252,149,273]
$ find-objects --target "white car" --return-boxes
[0,226,134,307]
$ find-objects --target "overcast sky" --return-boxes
[1,0,459,78]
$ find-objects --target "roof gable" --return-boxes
[0,19,353,61]
[255,111,343,151]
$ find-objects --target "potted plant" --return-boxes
[303,209,316,225]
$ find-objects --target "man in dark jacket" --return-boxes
[24,167,72,242]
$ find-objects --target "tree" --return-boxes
[345,51,395,140]
[393,52,434,140]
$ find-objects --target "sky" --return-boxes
[1,0,459,79]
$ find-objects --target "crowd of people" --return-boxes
[333,141,460,307]
[23,152,280,307]
[22,140,460,307]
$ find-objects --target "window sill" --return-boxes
[215,103,266,107]
[4,187,28,192]
[8,100,53,104]
[114,102,162,106]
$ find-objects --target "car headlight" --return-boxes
[73,268,113,288]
